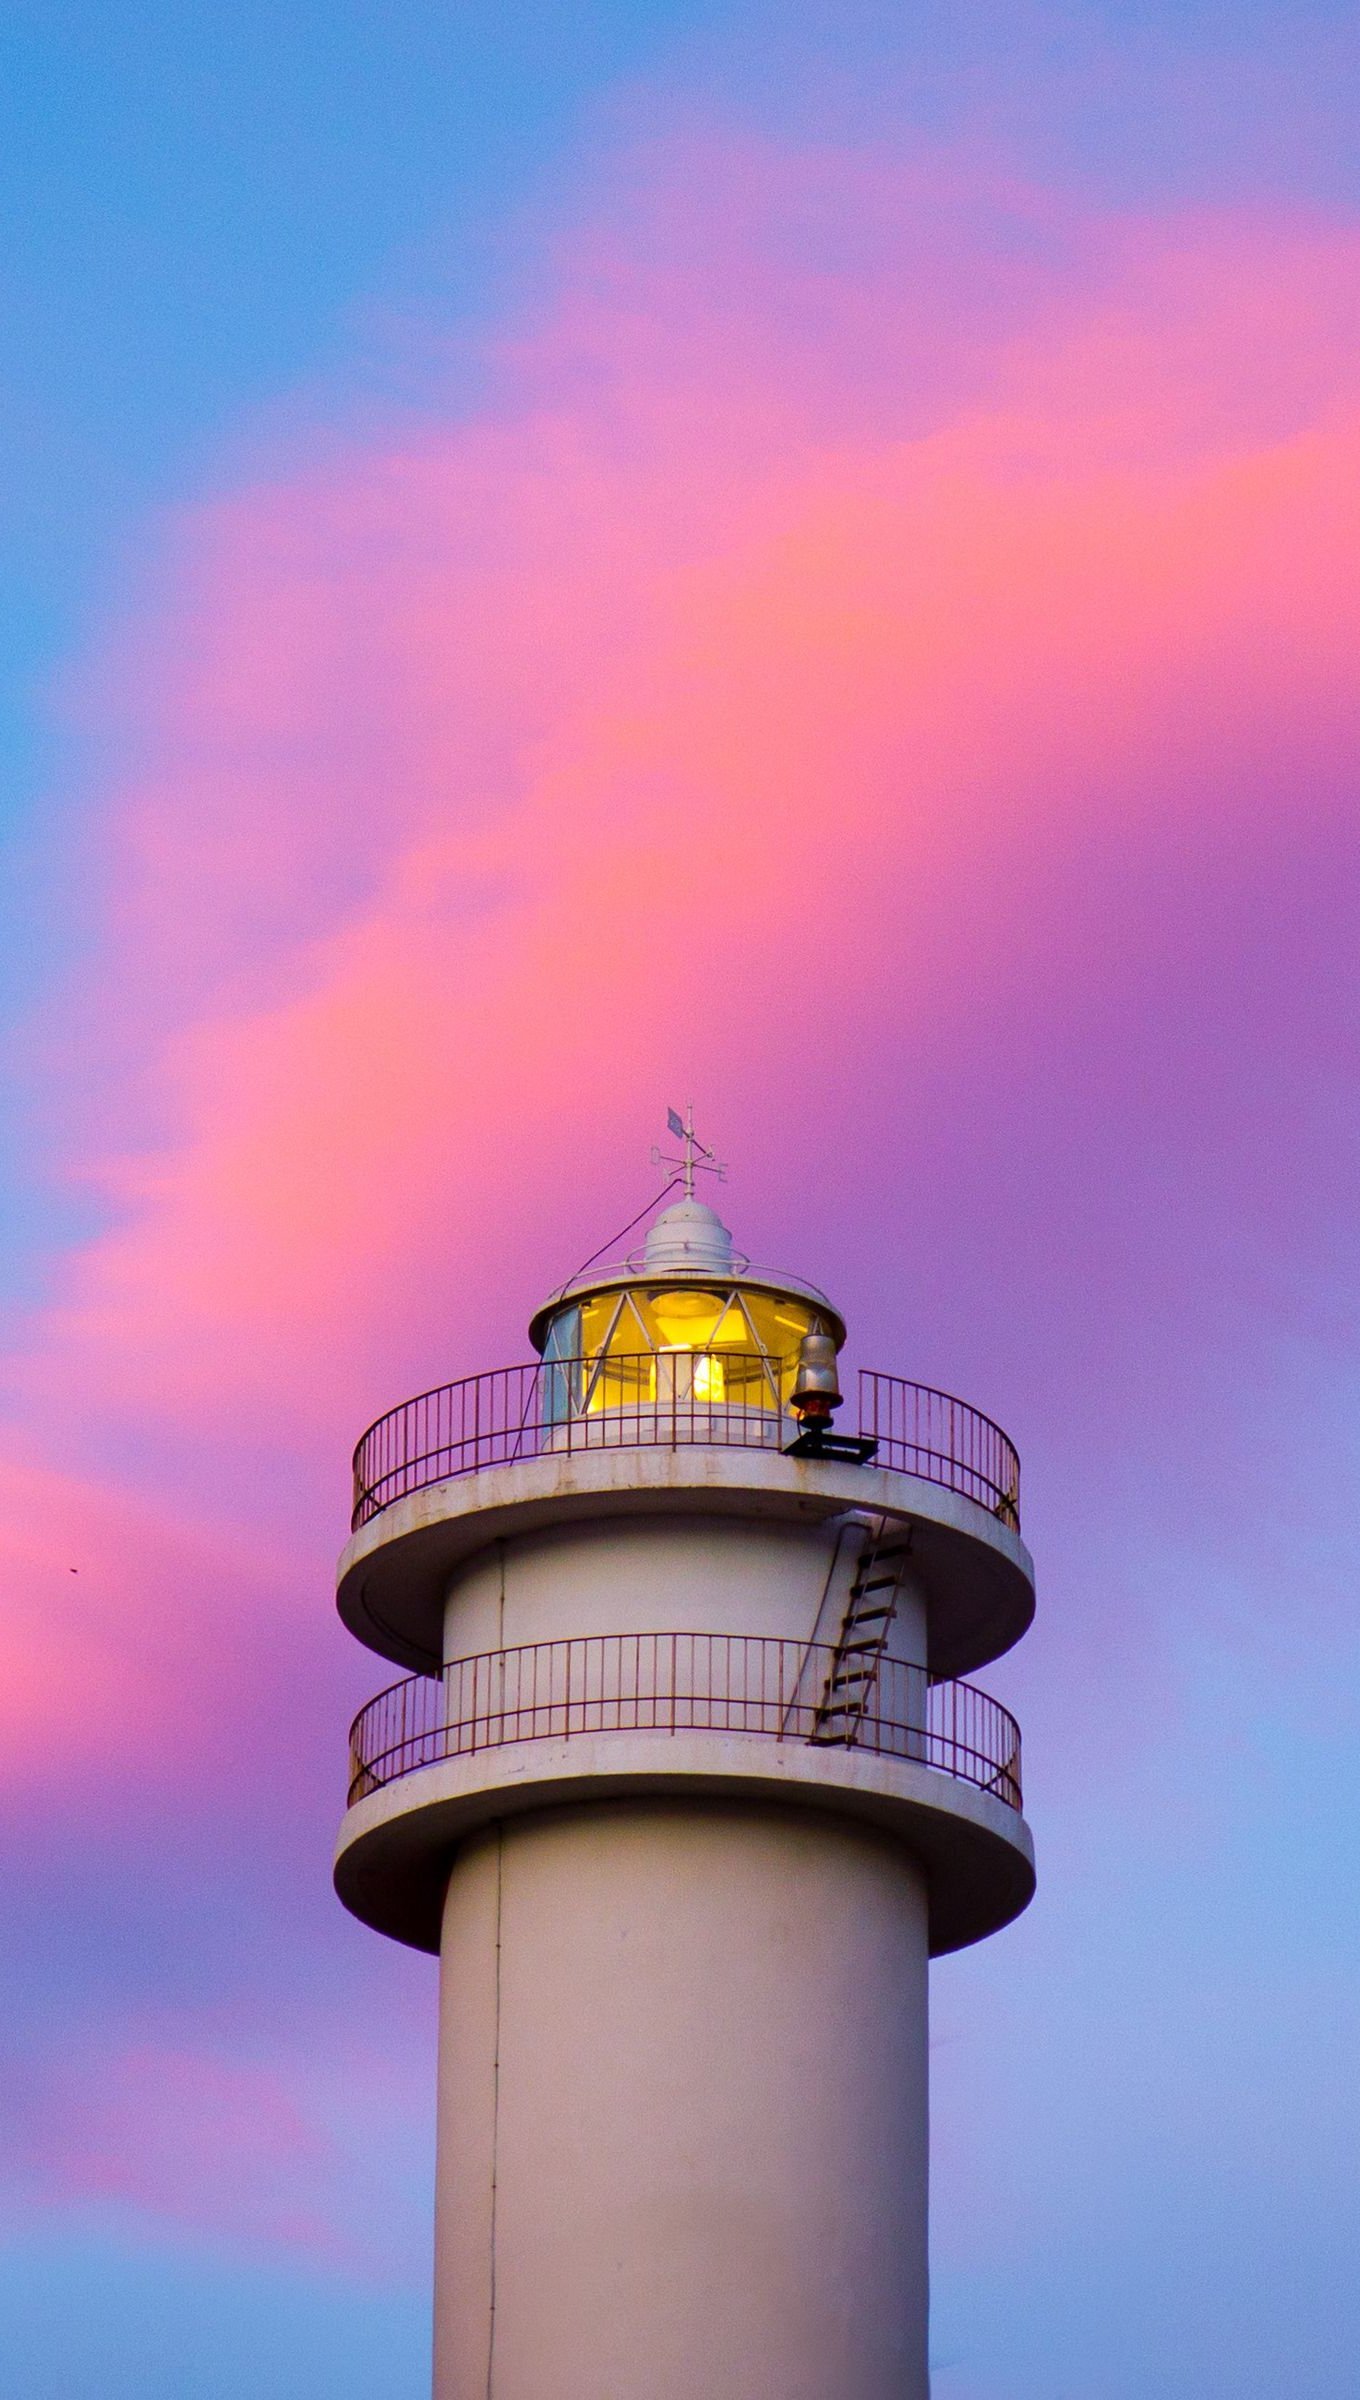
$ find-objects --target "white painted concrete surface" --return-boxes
[333,1721,1035,1956]
[339,1440,1034,1679]
[434,1803,930,2400]
[441,1511,929,1672]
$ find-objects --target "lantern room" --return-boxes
[527,1195,845,1424]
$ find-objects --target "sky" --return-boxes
[2,4,1359,2393]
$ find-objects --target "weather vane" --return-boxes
[652,1103,726,1200]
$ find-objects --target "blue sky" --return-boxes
[3,6,1359,2394]
[0,0,1351,1284]
[4,0,1358,864]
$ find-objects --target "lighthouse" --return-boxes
[334,1120,1035,2400]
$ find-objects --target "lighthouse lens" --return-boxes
[648,1288,726,1348]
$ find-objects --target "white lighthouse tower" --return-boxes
[334,1123,1034,2400]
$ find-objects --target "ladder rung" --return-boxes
[851,1573,902,1596]
[846,1603,893,1624]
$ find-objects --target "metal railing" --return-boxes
[347,1631,1022,1813]
[858,1372,1019,1525]
[351,1357,1020,1531]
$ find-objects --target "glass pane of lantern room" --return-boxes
[541,1305,582,1421]
[740,1294,823,1404]
[585,1291,654,1410]
[578,1291,623,1360]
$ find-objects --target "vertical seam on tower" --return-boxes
[484,1543,507,2398]
[486,1821,504,2400]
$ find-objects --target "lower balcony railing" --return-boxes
[347,1631,1022,1814]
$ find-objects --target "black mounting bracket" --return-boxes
[783,1428,880,1465]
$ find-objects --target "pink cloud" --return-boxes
[7,2032,425,2271]
[2,124,1358,1955]
[0,126,1352,2284]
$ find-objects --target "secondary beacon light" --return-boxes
[332,1116,1035,2400]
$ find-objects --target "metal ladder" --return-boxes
[809,1516,912,1745]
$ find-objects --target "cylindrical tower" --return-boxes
[334,1174,1034,2400]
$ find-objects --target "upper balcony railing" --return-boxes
[346,1631,1022,1814]
[351,1355,1021,1533]
[350,1363,1021,1526]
